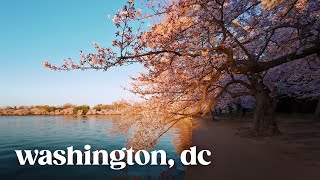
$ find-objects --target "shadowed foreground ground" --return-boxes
[186,117,320,180]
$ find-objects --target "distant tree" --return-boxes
[93,104,102,111]
[63,103,73,109]
[17,106,27,109]
[73,105,90,115]
[35,105,57,112]
[265,58,320,120]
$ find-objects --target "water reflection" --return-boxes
[0,116,192,179]
[171,119,193,154]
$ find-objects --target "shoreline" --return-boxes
[0,108,141,117]
[0,114,133,117]
[187,116,320,180]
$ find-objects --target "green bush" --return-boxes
[93,104,112,111]
[63,103,73,109]
[36,105,57,112]
[93,104,102,111]
[73,105,90,115]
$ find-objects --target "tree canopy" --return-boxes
[44,0,320,143]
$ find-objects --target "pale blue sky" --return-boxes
[0,0,144,107]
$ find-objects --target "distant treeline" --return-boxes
[0,101,142,116]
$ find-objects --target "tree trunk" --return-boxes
[210,109,216,121]
[228,105,233,120]
[315,96,320,121]
[237,103,244,120]
[253,84,280,136]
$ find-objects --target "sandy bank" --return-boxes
[186,117,320,180]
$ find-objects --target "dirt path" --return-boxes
[186,118,320,180]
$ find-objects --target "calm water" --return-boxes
[0,116,190,180]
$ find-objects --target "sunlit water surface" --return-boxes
[0,116,191,179]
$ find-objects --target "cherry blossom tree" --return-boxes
[265,56,320,120]
[44,0,320,137]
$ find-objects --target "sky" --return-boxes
[0,0,144,107]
